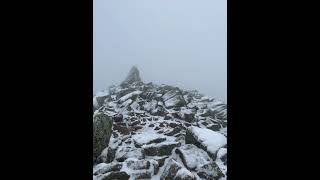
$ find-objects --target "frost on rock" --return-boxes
[176,144,224,179]
[118,90,142,103]
[160,159,195,180]
[115,146,145,162]
[93,67,227,180]
[132,132,167,147]
[174,168,196,180]
[216,148,227,176]
[186,126,227,159]
[164,95,186,108]
[143,142,180,156]
[176,144,212,170]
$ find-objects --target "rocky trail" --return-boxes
[93,66,227,180]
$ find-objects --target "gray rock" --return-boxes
[100,171,130,180]
[125,159,150,170]
[143,142,179,156]
[93,112,113,163]
[153,156,169,167]
[176,144,224,179]
[115,146,145,162]
[93,162,122,175]
[160,159,195,180]
[164,126,182,136]
[120,66,142,87]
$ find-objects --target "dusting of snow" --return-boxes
[132,132,166,146]
[119,90,142,103]
[190,126,227,155]
[175,167,195,179]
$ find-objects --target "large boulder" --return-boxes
[93,112,113,163]
[185,126,227,160]
[176,144,224,179]
[160,159,196,180]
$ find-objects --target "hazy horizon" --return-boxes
[94,0,227,102]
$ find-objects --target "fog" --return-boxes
[94,0,227,102]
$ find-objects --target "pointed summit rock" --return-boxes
[121,66,142,87]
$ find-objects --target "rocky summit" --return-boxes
[93,66,227,180]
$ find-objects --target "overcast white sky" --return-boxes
[94,0,227,102]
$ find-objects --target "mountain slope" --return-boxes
[93,66,227,180]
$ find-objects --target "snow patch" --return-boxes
[190,126,227,155]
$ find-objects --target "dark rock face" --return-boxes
[164,126,182,136]
[100,171,130,180]
[120,66,142,87]
[154,156,168,167]
[93,162,123,175]
[143,142,179,156]
[93,112,113,164]
[115,146,145,162]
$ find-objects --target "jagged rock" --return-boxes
[115,146,145,162]
[176,144,224,179]
[93,162,122,175]
[185,126,227,160]
[174,168,197,180]
[120,66,142,87]
[160,159,182,180]
[132,132,167,147]
[113,124,131,135]
[96,95,109,108]
[169,123,178,128]
[113,114,123,122]
[116,88,136,100]
[143,142,179,156]
[160,159,195,180]
[151,106,167,116]
[125,159,150,170]
[164,95,187,108]
[207,123,221,131]
[179,108,195,123]
[93,67,227,179]
[153,156,168,167]
[123,159,159,179]
[93,112,113,163]
[164,126,182,136]
[99,171,130,180]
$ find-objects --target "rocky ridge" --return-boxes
[93,66,227,180]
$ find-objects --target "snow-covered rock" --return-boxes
[186,126,227,160]
[132,132,166,147]
[176,144,224,179]
[93,66,227,179]
[160,159,195,180]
